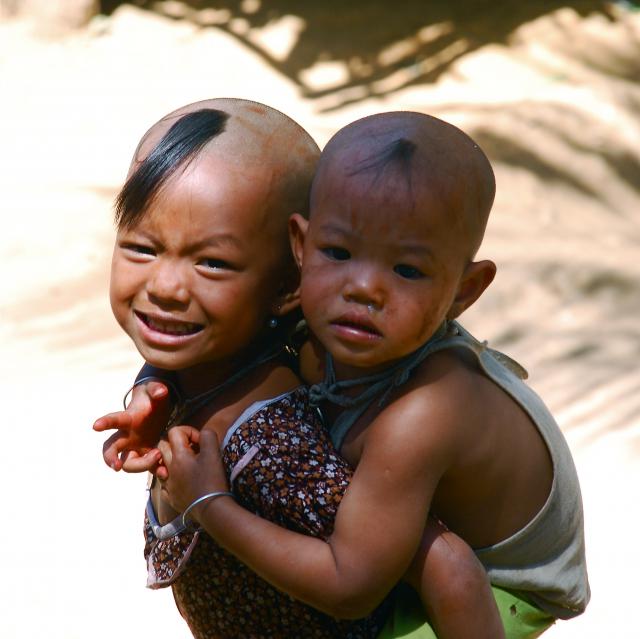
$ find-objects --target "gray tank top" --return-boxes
[309,320,590,619]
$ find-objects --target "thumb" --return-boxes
[199,428,220,455]
[147,381,170,402]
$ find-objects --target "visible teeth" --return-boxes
[146,316,200,335]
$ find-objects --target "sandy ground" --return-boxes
[1,5,639,638]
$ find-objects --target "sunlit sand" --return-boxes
[1,5,638,637]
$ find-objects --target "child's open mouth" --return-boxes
[135,311,203,336]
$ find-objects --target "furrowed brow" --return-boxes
[189,234,244,251]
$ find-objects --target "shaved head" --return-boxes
[313,111,495,259]
[116,98,319,233]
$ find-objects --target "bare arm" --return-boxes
[160,393,453,618]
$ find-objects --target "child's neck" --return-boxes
[330,322,452,384]
[174,337,279,399]
[175,359,237,399]
[168,341,298,431]
[309,322,452,449]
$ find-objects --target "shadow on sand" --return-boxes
[99,1,626,111]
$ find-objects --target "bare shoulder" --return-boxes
[359,353,469,470]
[361,349,496,468]
[380,350,481,429]
[359,349,554,544]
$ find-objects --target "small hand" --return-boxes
[93,380,172,473]
[159,427,230,517]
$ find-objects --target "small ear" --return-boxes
[289,213,309,271]
[271,254,302,318]
[272,281,300,317]
[447,260,496,319]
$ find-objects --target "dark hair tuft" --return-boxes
[348,137,417,185]
[115,108,229,229]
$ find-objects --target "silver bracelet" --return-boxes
[181,491,235,527]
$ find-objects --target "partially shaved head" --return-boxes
[312,111,495,259]
[116,98,319,233]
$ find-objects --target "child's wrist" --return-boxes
[181,490,235,527]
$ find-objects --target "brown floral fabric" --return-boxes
[144,386,390,638]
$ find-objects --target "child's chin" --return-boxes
[137,348,192,372]
[333,351,392,377]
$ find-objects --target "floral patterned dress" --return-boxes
[144,386,391,639]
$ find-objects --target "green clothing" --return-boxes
[378,584,555,639]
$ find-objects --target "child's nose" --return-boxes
[146,260,190,307]
[343,265,385,309]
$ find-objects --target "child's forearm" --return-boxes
[192,495,390,619]
[164,405,437,620]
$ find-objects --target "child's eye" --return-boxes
[394,264,424,280]
[321,247,351,261]
[198,258,232,271]
[123,243,155,257]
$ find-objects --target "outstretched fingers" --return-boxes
[93,410,133,433]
